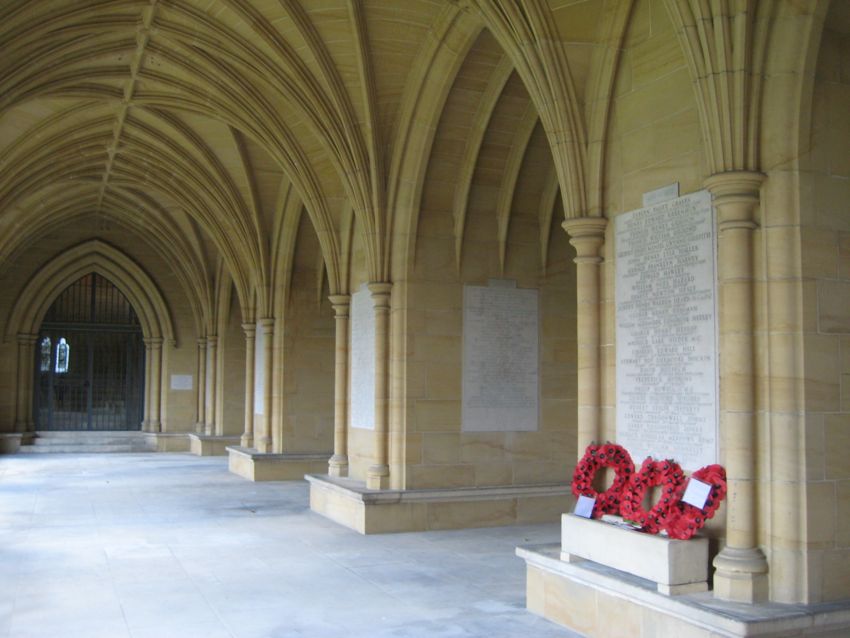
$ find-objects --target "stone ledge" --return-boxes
[141,432,190,452]
[517,544,850,638]
[189,434,240,457]
[307,474,571,534]
[561,513,708,595]
[227,446,331,481]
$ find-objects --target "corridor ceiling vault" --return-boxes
[0,0,607,330]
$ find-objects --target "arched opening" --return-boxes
[33,273,144,431]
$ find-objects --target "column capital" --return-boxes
[145,337,164,348]
[704,170,766,199]
[18,333,39,345]
[329,294,351,317]
[368,282,392,309]
[704,171,766,227]
[562,217,608,262]
[197,337,207,348]
[258,317,275,332]
[241,323,256,338]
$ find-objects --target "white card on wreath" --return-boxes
[574,495,596,518]
[682,478,712,509]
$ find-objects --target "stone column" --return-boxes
[256,318,274,453]
[241,323,256,448]
[24,334,37,430]
[142,338,153,431]
[148,337,163,433]
[367,283,392,490]
[205,336,217,436]
[705,171,768,603]
[196,338,206,434]
[15,334,31,432]
[328,295,351,477]
[562,218,607,457]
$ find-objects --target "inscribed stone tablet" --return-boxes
[170,374,192,391]
[615,190,718,470]
[350,284,375,430]
[462,284,539,432]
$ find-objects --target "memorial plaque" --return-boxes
[642,182,679,207]
[170,374,193,391]
[462,283,539,432]
[350,284,375,430]
[615,190,718,470]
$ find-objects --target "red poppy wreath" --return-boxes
[620,457,684,534]
[571,443,634,518]
[664,464,727,540]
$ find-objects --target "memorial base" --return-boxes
[561,514,708,595]
[189,434,240,457]
[227,446,331,481]
[518,544,850,638]
[307,474,571,534]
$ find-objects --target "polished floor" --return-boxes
[0,453,577,638]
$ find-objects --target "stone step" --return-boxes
[30,437,145,446]
[33,431,143,438]
[18,444,152,454]
[18,431,153,454]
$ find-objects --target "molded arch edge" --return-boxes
[5,240,176,346]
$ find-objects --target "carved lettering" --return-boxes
[615,191,718,470]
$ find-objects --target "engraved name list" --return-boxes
[615,190,718,470]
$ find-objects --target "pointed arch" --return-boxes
[5,239,175,346]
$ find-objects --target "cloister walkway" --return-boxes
[0,453,576,638]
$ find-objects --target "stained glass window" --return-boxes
[55,337,70,374]
[40,337,51,372]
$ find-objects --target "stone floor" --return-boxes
[0,453,579,638]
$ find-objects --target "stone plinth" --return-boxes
[517,544,850,638]
[227,446,331,481]
[0,433,23,454]
[142,432,190,452]
[561,513,708,595]
[189,434,240,457]
[307,474,571,534]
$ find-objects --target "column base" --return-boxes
[240,434,253,448]
[366,464,389,490]
[255,438,272,454]
[189,434,240,456]
[140,432,190,452]
[227,446,331,481]
[328,454,348,477]
[307,474,572,534]
[145,420,161,434]
[712,546,769,603]
[0,433,23,454]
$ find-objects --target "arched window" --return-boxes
[54,337,70,374]
[39,337,51,372]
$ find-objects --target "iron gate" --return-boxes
[34,274,144,431]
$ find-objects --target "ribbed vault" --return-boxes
[1,0,621,318]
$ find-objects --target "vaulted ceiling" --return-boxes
[0,0,609,324]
